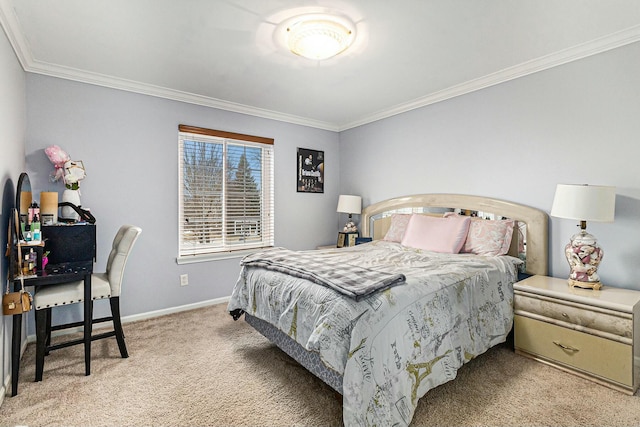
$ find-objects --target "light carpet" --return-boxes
[1,302,639,426]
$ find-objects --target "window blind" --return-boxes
[178,125,274,258]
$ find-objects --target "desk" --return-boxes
[10,261,93,396]
[9,223,96,397]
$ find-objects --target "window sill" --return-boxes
[176,248,269,264]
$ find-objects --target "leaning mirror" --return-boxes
[7,208,18,279]
[16,172,32,241]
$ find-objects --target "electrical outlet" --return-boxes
[180,274,189,286]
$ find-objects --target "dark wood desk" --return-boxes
[9,223,96,397]
[10,261,93,396]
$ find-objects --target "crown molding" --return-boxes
[339,24,640,131]
[2,1,639,133]
[0,1,339,132]
[0,0,30,68]
[24,59,341,132]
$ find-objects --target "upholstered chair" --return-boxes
[33,224,142,381]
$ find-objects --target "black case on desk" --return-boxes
[42,224,96,264]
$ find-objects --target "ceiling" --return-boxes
[2,0,640,131]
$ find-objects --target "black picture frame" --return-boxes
[297,147,324,193]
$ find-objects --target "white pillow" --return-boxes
[401,214,471,253]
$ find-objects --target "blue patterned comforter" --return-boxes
[228,240,520,426]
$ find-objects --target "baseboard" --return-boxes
[122,295,231,324]
[25,296,231,343]
[4,297,231,399]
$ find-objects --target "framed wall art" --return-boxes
[297,147,324,193]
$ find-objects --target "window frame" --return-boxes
[177,125,274,263]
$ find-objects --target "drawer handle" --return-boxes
[553,341,579,353]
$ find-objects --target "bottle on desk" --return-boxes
[28,249,36,273]
[31,214,41,243]
[24,224,32,242]
[22,253,29,275]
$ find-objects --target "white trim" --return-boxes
[10,298,232,398]
[176,248,260,264]
[0,0,338,131]
[2,0,639,132]
[32,63,341,132]
[25,296,231,343]
[0,0,31,69]
[120,296,230,324]
[339,25,640,131]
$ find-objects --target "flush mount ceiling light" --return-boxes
[286,14,355,60]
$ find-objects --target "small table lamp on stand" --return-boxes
[550,184,616,290]
[336,195,361,247]
[337,195,362,232]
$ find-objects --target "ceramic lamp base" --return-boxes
[564,229,604,291]
[567,278,602,290]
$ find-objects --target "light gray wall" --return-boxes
[7,29,640,396]
[25,75,341,326]
[0,27,26,397]
[340,42,640,290]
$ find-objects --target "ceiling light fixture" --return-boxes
[286,15,355,60]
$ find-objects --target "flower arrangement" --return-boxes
[45,145,86,190]
[62,161,86,190]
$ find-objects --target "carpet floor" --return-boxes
[1,302,639,426]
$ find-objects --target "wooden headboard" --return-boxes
[361,194,548,276]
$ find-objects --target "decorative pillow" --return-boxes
[462,217,515,256]
[400,214,471,253]
[442,212,516,256]
[383,214,411,242]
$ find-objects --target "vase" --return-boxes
[61,188,81,221]
[564,230,603,290]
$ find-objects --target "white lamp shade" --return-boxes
[550,184,616,222]
[337,195,362,214]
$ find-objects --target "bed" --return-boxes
[228,193,548,426]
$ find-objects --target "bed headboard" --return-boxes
[361,194,548,276]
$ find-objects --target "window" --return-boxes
[178,125,274,260]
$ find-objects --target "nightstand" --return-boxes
[514,275,640,395]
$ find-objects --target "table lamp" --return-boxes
[550,184,616,290]
[337,195,361,232]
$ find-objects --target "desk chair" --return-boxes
[33,224,142,381]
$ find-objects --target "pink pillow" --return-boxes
[462,219,515,256]
[383,214,411,242]
[401,214,471,253]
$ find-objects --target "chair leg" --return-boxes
[35,309,48,382]
[45,308,52,355]
[110,297,129,358]
[83,275,93,376]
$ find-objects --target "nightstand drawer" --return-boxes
[514,292,633,339]
[514,315,633,387]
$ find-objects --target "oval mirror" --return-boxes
[16,172,32,240]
